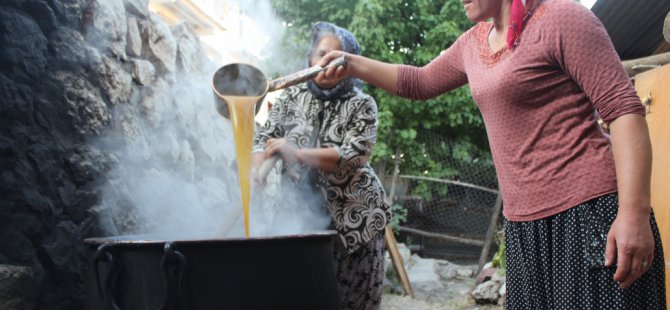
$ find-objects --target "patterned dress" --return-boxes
[253,83,391,310]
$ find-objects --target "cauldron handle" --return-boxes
[92,243,122,310]
[160,242,187,310]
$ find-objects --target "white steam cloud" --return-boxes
[98,0,329,239]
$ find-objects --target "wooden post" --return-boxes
[397,226,484,246]
[385,226,414,298]
[477,194,503,275]
[384,150,414,297]
[387,150,401,207]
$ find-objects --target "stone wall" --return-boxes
[0,0,238,308]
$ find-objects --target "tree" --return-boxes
[267,0,492,181]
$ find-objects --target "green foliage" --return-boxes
[271,0,358,35]
[269,0,493,200]
[264,0,359,78]
[492,228,506,274]
[353,0,488,169]
[388,203,408,231]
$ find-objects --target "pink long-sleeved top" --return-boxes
[397,0,645,221]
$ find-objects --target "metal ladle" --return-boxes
[211,55,347,118]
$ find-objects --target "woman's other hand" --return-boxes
[264,138,298,163]
[605,209,655,289]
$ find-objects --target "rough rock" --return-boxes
[22,0,59,36]
[84,0,127,59]
[0,232,35,263]
[476,267,497,284]
[126,16,143,57]
[48,27,90,69]
[472,280,501,304]
[0,7,48,82]
[139,77,170,126]
[0,265,37,310]
[130,59,155,85]
[409,256,444,291]
[66,146,113,186]
[0,72,34,122]
[171,21,206,73]
[141,13,177,73]
[124,0,148,17]
[436,260,475,280]
[42,221,86,274]
[50,70,111,135]
[91,55,132,105]
[47,0,86,28]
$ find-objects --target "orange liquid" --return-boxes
[223,95,259,238]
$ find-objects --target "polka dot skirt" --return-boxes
[505,193,666,309]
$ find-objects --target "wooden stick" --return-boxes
[267,56,347,92]
[254,155,279,185]
[385,226,415,298]
[397,226,484,246]
[477,194,503,275]
[384,150,414,297]
[398,175,499,195]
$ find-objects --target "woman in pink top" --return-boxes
[319,0,665,308]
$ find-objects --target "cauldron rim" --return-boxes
[83,230,337,246]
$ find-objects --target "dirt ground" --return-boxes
[379,255,505,310]
[377,243,505,310]
[381,293,503,310]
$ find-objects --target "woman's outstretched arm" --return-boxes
[318,37,468,100]
[319,51,400,94]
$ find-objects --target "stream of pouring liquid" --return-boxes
[223,95,258,238]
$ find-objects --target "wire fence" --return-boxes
[382,130,501,264]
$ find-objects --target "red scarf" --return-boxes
[507,0,534,48]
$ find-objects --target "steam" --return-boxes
[100,77,242,237]
[212,63,267,97]
[234,0,306,76]
[250,169,332,236]
[97,0,330,238]
[198,0,306,75]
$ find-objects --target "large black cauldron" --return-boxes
[83,231,341,310]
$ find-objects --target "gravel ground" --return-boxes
[376,242,506,310]
[379,254,505,310]
[381,293,503,310]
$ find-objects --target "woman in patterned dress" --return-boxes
[252,22,391,310]
[316,0,665,309]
